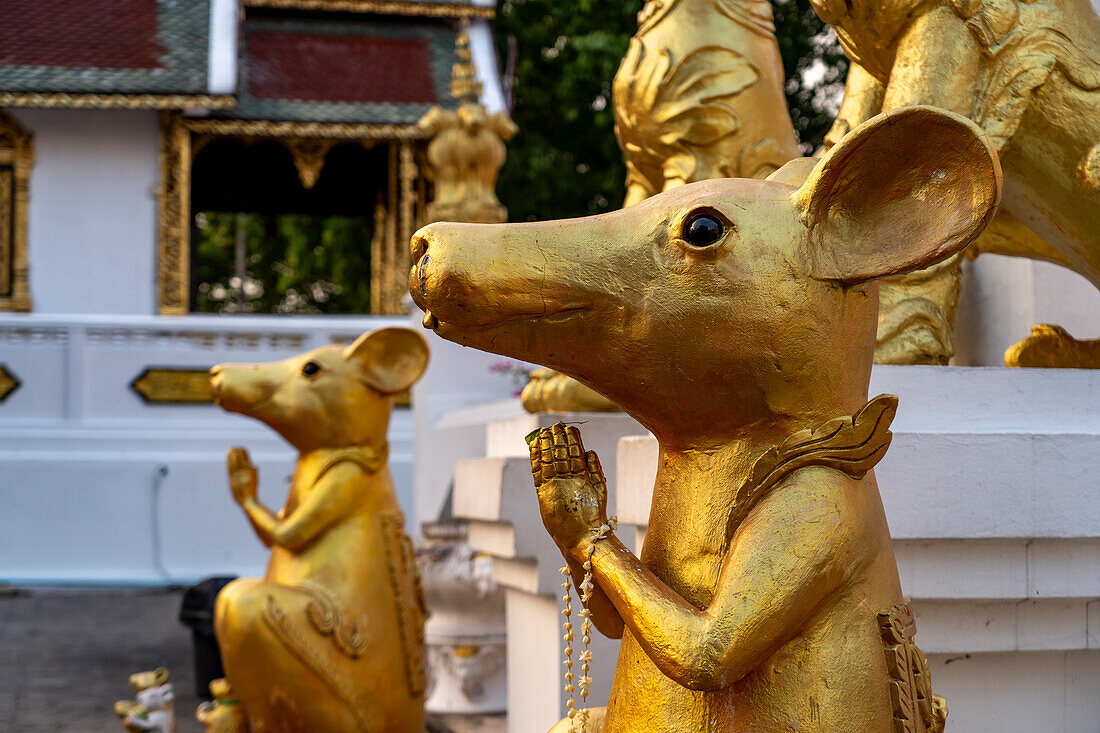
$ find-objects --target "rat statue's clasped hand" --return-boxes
[226,446,258,506]
[529,424,611,555]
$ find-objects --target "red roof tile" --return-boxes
[248,32,438,104]
[0,0,164,70]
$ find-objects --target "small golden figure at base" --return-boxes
[195,679,248,733]
[1005,324,1100,369]
[113,668,177,733]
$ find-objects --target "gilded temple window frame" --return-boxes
[156,113,427,315]
[0,109,34,312]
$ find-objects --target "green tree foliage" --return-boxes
[194,212,372,314]
[494,0,848,222]
[772,0,849,149]
[494,0,643,222]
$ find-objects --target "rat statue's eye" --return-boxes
[301,361,322,377]
[683,212,725,248]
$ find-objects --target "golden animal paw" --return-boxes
[1005,324,1100,368]
[226,446,258,505]
[521,369,620,413]
[528,424,610,550]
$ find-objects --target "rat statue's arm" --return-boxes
[227,447,358,553]
[532,426,849,690]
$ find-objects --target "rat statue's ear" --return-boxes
[793,106,1002,285]
[345,327,430,395]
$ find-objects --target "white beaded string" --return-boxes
[561,516,617,733]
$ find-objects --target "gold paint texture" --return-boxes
[206,328,430,732]
[411,107,1001,732]
[817,0,1100,365]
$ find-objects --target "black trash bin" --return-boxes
[179,576,237,699]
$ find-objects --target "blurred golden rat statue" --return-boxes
[815,0,1100,366]
[208,327,430,732]
[412,106,1000,731]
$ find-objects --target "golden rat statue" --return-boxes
[208,327,430,732]
[412,106,1001,732]
[815,0,1100,365]
[522,0,803,412]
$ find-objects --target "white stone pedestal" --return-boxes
[616,365,1100,732]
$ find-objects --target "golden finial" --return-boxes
[450,21,482,103]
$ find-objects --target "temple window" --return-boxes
[190,138,386,314]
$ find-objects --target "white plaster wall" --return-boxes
[10,109,160,316]
[410,302,529,534]
[954,255,1100,366]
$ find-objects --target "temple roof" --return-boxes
[0,0,215,101]
[0,0,488,118]
[216,16,458,124]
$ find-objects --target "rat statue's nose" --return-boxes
[410,230,430,265]
[409,227,439,314]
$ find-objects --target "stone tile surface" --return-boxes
[0,587,204,732]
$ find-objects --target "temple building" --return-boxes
[0,0,512,586]
[0,0,502,317]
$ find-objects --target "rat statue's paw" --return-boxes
[226,447,258,505]
[529,423,609,551]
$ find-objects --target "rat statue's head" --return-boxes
[209,328,429,453]
[411,107,1000,445]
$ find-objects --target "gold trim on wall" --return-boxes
[0,93,235,110]
[131,367,214,403]
[0,110,33,312]
[0,364,21,402]
[157,112,192,315]
[242,0,495,18]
